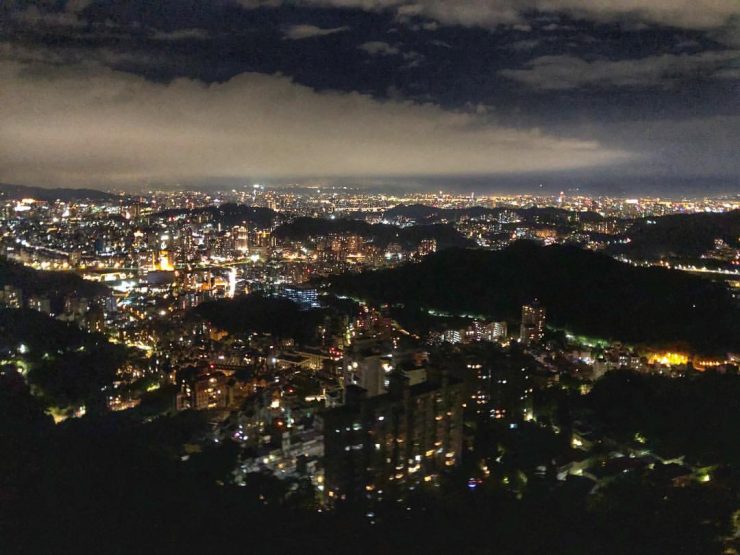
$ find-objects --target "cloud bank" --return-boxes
[500,50,740,89]
[0,58,626,187]
[283,24,350,40]
[239,0,740,32]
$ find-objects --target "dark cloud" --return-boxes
[151,28,211,41]
[9,4,85,28]
[506,39,541,51]
[283,24,350,40]
[500,51,740,89]
[236,0,739,35]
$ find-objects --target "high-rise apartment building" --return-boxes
[234,225,249,253]
[519,301,546,346]
[323,371,464,504]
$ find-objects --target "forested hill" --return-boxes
[193,294,321,341]
[382,203,603,224]
[0,183,115,202]
[610,210,740,259]
[0,257,108,307]
[328,241,739,354]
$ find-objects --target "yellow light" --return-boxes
[648,352,688,366]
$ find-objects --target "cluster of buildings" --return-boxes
[1,187,737,509]
[152,305,467,505]
[0,280,117,334]
[427,303,545,348]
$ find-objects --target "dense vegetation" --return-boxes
[610,210,740,259]
[2,369,737,554]
[0,257,108,311]
[193,293,330,343]
[328,241,739,353]
[588,369,740,466]
[0,308,126,409]
[273,217,473,249]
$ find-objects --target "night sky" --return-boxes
[1,0,738,194]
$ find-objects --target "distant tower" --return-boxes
[520,300,546,346]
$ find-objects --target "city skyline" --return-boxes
[2,176,738,554]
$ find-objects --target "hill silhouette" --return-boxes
[382,203,603,225]
[0,183,115,202]
[0,257,108,311]
[328,241,739,354]
[273,217,472,249]
[611,210,740,259]
[0,308,126,408]
[193,293,328,344]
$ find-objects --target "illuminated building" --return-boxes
[147,248,176,285]
[253,229,273,248]
[648,352,689,367]
[153,250,175,271]
[0,285,23,308]
[84,306,105,333]
[343,344,393,398]
[27,295,52,315]
[418,238,437,256]
[520,301,546,346]
[464,320,484,342]
[489,365,534,422]
[177,371,230,410]
[323,371,464,504]
[234,225,249,253]
[443,329,462,344]
[467,362,490,414]
[534,228,557,240]
[484,321,508,341]
[227,268,237,298]
[279,285,320,309]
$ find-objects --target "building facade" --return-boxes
[323,372,464,504]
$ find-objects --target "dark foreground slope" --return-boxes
[3,370,737,554]
[328,242,739,353]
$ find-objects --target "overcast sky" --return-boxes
[0,0,738,194]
